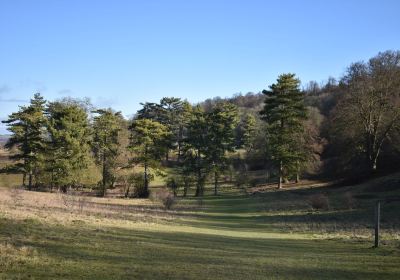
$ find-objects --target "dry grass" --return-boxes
[0,174,400,279]
[0,188,183,227]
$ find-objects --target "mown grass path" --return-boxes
[0,184,399,279]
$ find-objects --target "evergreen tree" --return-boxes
[241,113,256,153]
[136,102,164,122]
[182,106,209,197]
[128,119,170,197]
[92,109,123,196]
[137,97,192,162]
[45,100,93,191]
[207,103,239,195]
[260,74,307,188]
[160,97,194,162]
[2,93,47,190]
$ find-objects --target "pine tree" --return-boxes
[207,103,239,195]
[2,93,47,190]
[128,119,170,197]
[45,100,93,191]
[182,106,209,197]
[159,97,194,162]
[92,109,123,196]
[241,113,256,153]
[260,74,307,188]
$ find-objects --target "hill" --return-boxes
[0,135,10,147]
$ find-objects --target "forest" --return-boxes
[2,50,400,199]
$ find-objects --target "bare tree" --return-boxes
[337,51,400,171]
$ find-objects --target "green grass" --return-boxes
[0,150,23,189]
[0,173,400,279]
[1,216,399,280]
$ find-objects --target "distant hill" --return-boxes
[0,135,10,147]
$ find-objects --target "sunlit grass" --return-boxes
[1,173,400,279]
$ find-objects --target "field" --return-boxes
[1,172,400,279]
[0,149,22,189]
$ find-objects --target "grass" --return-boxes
[0,172,400,279]
[0,149,23,189]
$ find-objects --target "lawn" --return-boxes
[0,174,399,279]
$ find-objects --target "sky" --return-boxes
[1,0,399,134]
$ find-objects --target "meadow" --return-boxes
[1,172,399,279]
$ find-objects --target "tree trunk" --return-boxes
[266,169,270,184]
[371,158,377,171]
[295,161,300,183]
[50,171,54,192]
[195,151,203,197]
[28,171,33,191]
[278,160,283,189]
[195,174,204,197]
[214,170,218,195]
[22,173,26,188]
[125,186,130,198]
[144,161,149,196]
[102,153,107,197]
[143,145,149,197]
[195,169,202,197]
[177,141,181,163]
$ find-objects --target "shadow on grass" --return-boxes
[179,186,400,233]
[1,217,399,280]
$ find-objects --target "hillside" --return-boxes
[1,173,399,279]
[0,135,10,147]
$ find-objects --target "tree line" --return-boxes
[2,50,400,196]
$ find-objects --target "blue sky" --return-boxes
[1,0,399,134]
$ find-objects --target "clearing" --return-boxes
[0,174,400,279]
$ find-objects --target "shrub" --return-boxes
[235,172,249,187]
[343,191,356,209]
[308,193,330,210]
[249,178,259,188]
[153,188,176,210]
[131,173,153,198]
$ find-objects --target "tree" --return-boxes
[92,109,123,196]
[137,98,192,162]
[2,93,47,190]
[45,100,93,191]
[260,73,308,188]
[136,102,164,122]
[241,113,257,153]
[206,103,239,195]
[128,119,170,197]
[159,97,193,162]
[332,51,400,172]
[182,106,209,196]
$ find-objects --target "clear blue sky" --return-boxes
[1,0,399,133]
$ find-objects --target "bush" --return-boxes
[308,193,330,210]
[249,178,259,188]
[235,172,249,187]
[343,191,356,209]
[131,173,153,198]
[152,188,176,210]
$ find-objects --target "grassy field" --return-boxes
[0,173,400,279]
[0,149,23,189]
